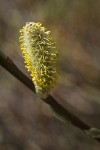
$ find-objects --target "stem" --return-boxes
[1,50,100,142]
[0,51,35,92]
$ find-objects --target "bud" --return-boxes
[19,22,58,99]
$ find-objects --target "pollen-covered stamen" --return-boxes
[19,22,59,99]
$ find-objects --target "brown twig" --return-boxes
[0,51,35,92]
[1,50,100,142]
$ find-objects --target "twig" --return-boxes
[1,50,100,142]
[0,51,35,92]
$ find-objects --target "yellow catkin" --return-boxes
[19,22,59,99]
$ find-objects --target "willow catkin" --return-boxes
[19,22,59,99]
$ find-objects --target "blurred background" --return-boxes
[0,0,100,149]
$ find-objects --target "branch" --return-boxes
[0,51,35,92]
[0,50,100,142]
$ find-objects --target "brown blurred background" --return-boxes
[0,0,100,149]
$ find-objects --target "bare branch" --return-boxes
[1,50,100,142]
